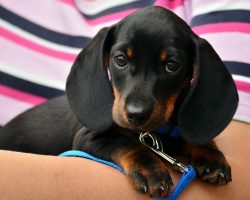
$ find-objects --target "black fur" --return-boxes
[66,27,114,132]
[178,36,238,144]
[0,7,238,198]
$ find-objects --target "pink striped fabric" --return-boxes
[235,81,250,94]
[0,85,47,105]
[58,0,76,7]
[66,0,185,10]
[74,0,185,25]
[0,95,34,125]
[1,0,92,36]
[192,0,250,10]
[190,0,250,122]
[81,9,138,26]
[0,38,72,89]
[0,0,250,126]
[192,22,250,35]
[234,91,250,122]
[198,33,250,64]
[1,27,77,62]
[155,0,184,9]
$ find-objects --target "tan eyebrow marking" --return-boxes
[160,50,168,62]
[126,47,134,58]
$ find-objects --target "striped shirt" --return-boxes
[0,0,250,125]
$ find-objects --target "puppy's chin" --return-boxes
[113,117,168,132]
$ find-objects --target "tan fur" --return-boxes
[160,50,168,62]
[164,94,179,121]
[126,47,134,58]
[112,84,181,130]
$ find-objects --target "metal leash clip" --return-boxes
[139,132,189,173]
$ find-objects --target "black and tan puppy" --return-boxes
[0,7,238,198]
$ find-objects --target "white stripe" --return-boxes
[93,20,121,33]
[192,1,250,17]
[232,75,250,84]
[74,0,137,15]
[199,33,250,64]
[233,115,250,123]
[0,95,33,125]
[90,8,186,35]
[0,63,66,90]
[1,0,99,36]
[0,19,82,54]
[0,37,71,90]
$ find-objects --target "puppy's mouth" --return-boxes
[112,101,176,132]
[112,86,179,132]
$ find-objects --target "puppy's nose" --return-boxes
[126,103,153,125]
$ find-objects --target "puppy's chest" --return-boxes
[144,125,183,156]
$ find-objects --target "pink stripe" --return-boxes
[235,81,250,93]
[0,85,47,105]
[57,0,76,7]
[155,0,184,9]
[192,22,250,35]
[0,27,77,62]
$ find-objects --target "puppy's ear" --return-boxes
[66,27,114,131]
[178,36,238,145]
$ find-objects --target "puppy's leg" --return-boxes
[182,140,232,185]
[73,127,172,198]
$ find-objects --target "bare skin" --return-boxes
[0,120,249,200]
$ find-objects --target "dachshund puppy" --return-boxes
[0,7,238,198]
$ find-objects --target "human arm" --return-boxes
[0,121,249,200]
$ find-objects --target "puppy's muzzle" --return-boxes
[125,100,153,126]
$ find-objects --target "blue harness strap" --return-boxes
[60,150,124,174]
[59,150,196,200]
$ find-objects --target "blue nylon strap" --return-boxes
[59,150,124,174]
[59,150,196,200]
[156,124,181,137]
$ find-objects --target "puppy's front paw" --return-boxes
[191,149,232,185]
[117,148,172,198]
[127,162,172,198]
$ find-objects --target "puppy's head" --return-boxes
[66,7,238,145]
[109,8,192,131]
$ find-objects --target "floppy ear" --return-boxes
[178,36,238,145]
[66,27,114,131]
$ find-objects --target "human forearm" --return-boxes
[0,150,150,200]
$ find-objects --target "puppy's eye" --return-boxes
[114,55,127,67]
[165,61,181,73]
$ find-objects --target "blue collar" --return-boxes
[156,124,181,137]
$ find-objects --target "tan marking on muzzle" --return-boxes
[112,86,129,127]
[164,94,179,121]
[140,100,165,130]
